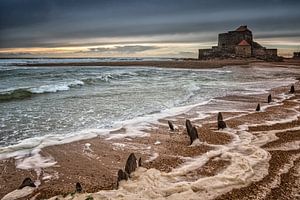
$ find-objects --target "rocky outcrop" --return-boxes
[217,112,227,130]
[256,103,261,111]
[186,119,193,136]
[217,112,223,121]
[268,94,272,103]
[117,169,128,182]
[18,178,36,189]
[168,120,175,131]
[125,153,138,175]
[218,120,227,130]
[117,153,139,187]
[185,119,199,144]
[290,85,295,94]
[75,182,82,193]
[189,127,199,144]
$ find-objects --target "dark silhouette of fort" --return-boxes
[198,25,278,60]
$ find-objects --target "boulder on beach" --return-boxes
[75,182,82,193]
[256,103,260,111]
[117,169,129,188]
[218,120,227,130]
[217,112,227,129]
[290,85,295,93]
[268,94,272,103]
[117,169,128,182]
[186,119,193,136]
[217,112,223,122]
[168,120,175,131]
[189,127,199,145]
[125,153,137,175]
[18,177,36,189]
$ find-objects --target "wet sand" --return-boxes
[1,63,300,199]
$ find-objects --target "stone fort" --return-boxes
[198,25,278,60]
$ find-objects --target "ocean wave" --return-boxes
[0,89,34,102]
[30,80,84,94]
[81,75,114,85]
[0,80,84,102]
[81,72,138,84]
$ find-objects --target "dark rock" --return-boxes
[138,157,142,167]
[218,120,227,130]
[217,112,226,129]
[290,85,295,93]
[186,119,193,136]
[75,182,82,193]
[117,169,129,188]
[256,103,260,111]
[217,112,223,122]
[267,94,272,103]
[117,169,128,182]
[18,177,36,189]
[189,127,199,145]
[168,120,175,131]
[125,153,137,175]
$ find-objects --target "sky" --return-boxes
[0,0,300,58]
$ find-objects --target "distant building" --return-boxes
[294,52,300,59]
[235,40,251,57]
[198,25,278,60]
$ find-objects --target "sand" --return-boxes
[1,61,300,199]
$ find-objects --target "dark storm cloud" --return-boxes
[0,0,300,48]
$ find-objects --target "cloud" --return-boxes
[87,45,160,54]
[0,52,34,58]
[1,0,300,56]
[178,51,197,57]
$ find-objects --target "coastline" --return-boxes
[1,62,300,199]
[14,58,300,70]
[16,58,257,69]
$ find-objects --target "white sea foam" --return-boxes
[29,80,84,94]
[15,149,56,171]
[49,87,300,200]
[146,152,159,162]
[190,138,202,146]
[106,99,212,140]
[1,186,36,200]
[0,128,110,161]
[112,143,126,151]
[83,143,93,153]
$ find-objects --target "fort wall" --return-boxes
[293,52,300,59]
[198,25,278,60]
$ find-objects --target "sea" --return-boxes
[0,58,299,158]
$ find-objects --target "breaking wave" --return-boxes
[81,72,138,84]
[0,80,84,102]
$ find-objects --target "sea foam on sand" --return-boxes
[47,92,300,200]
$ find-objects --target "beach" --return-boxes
[1,59,300,200]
